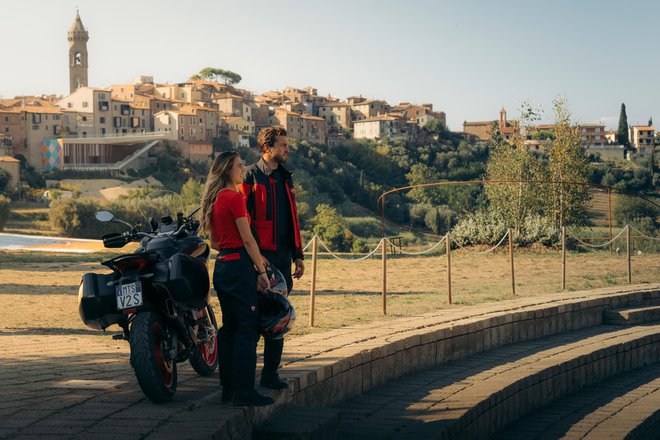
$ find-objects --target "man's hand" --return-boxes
[293,258,305,279]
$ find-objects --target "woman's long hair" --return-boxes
[200,151,239,238]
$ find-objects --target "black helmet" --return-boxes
[258,266,295,339]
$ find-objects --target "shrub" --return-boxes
[350,238,369,253]
[312,204,353,252]
[453,209,559,247]
[0,195,10,230]
[516,215,559,246]
[345,217,381,238]
[49,198,106,238]
[613,196,659,229]
[452,209,509,246]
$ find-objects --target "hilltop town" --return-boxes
[0,11,655,187]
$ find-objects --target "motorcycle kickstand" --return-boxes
[112,322,130,340]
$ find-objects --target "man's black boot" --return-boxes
[260,372,288,390]
[233,389,274,406]
[221,386,234,403]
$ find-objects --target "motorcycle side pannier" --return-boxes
[78,272,124,330]
[163,253,210,308]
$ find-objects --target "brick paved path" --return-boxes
[332,324,660,440]
[0,332,229,440]
[493,363,660,440]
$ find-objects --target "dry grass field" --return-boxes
[0,247,658,340]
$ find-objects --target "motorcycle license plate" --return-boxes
[115,281,143,310]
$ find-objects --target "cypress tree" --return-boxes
[617,103,629,146]
[649,116,653,127]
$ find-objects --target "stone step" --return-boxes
[329,324,660,440]
[604,305,660,325]
[492,363,660,439]
[253,406,341,440]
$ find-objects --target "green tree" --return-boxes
[405,163,442,204]
[485,102,546,232]
[0,195,9,230]
[180,178,204,212]
[649,117,653,127]
[312,203,353,251]
[545,97,591,227]
[0,169,11,193]
[618,103,629,147]
[194,67,242,85]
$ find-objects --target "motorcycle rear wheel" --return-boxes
[129,311,177,403]
[189,306,219,376]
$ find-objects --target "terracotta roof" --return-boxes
[320,102,351,108]
[176,105,217,115]
[353,99,387,106]
[167,108,195,116]
[224,117,250,124]
[215,93,243,100]
[463,121,495,126]
[0,108,20,114]
[16,106,63,114]
[301,114,324,121]
[81,87,113,92]
[0,155,20,163]
[631,126,654,130]
[354,115,402,123]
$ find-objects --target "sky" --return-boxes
[1,0,658,131]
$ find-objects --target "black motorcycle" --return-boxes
[78,192,218,403]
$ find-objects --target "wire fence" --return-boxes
[302,224,659,326]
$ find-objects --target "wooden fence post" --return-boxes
[626,225,632,284]
[309,236,318,327]
[381,238,387,315]
[561,226,566,290]
[446,233,452,305]
[509,229,516,296]
[608,188,613,254]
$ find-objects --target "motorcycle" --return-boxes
[78,191,218,403]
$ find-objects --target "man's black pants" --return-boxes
[261,248,293,376]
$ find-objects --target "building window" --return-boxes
[82,101,88,108]
[100,117,106,124]
[67,103,73,109]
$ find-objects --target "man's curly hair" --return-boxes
[257,126,287,154]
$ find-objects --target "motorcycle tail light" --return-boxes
[115,256,151,273]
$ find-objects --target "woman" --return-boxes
[200,151,273,407]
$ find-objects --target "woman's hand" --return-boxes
[257,272,270,292]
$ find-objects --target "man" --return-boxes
[239,126,305,390]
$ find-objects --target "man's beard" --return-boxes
[273,153,287,164]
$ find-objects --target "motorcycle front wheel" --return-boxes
[129,311,177,403]
[189,306,219,376]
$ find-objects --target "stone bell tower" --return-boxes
[68,11,89,93]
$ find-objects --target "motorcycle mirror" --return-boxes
[95,211,114,222]
[188,206,201,218]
